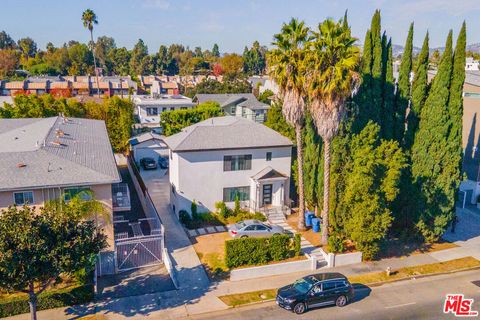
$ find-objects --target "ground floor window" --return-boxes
[13,191,34,205]
[223,186,250,202]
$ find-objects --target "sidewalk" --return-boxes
[8,206,480,319]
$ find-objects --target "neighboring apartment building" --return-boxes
[0,116,121,273]
[193,93,270,123]
[134,94,196,127]
[164,116,292,215]
[0,75,137,97]
[466,57,479,71]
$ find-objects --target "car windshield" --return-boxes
[235,221,247,229]
[293,277,315,294]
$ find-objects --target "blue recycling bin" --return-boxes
[304,211,315,227]
[312,217,321,233]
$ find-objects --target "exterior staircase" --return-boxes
[266,209,327,269]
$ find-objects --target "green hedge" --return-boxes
[0,284,94,318]
[225,234,299,268]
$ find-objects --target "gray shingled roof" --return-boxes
[0,116,120,191]
[194,93,270,110]
[128,132,165,146]
[164,116,292,152]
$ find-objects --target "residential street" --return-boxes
[184,269,480,320]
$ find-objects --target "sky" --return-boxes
[1,0,479,53]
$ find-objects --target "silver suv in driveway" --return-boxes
[227,219,286,238]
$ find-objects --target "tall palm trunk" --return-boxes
[90,30,100,98]
[321,139,331,245]
[295,124,306,231]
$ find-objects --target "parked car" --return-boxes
[276,272,354,314]
[227,219,286,238]
[158,156,169,169]
[140,157,157,170]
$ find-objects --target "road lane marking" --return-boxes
[385,302,417,309]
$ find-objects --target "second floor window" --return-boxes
[146,107,158,116]
[224,155,252,171]
[266,152,272,161]
[14,191,34,205]
[64,187,91,202]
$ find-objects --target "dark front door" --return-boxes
[262,184,272,205]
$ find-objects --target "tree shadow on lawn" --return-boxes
[377,238,457,260]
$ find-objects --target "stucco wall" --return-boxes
[170,146,292,213]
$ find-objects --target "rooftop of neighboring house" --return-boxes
[194,93,270,110]
[427,70,480,87]
[128,132,165,146]
[0,116,120,191]
[133,94,195,106]
[164,116,292,152]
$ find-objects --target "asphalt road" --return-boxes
[184,269,480,320]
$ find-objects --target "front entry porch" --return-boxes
[250,167,290,215]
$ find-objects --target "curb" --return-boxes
[362,265,480,287]
[221,265,480,308]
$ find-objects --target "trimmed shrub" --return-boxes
[328,232,345,254]
[294,234,302,256]
[234,195,240,215]
[225,234,293,268]
[191,200,198,220]
[215,201,231,219]
[0,284,94,318]
[179,210,191,225]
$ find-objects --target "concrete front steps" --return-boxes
[267,212,326,268]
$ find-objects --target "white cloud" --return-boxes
[142,0,170,10]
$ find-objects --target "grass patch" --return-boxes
[348,256,480,284]
[219,289,277,307]
[218,257,480,307]
[378,238,458,259]
[193,233,230,280]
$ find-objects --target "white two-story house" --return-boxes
[164,116,292,215]
[134,94,196,128]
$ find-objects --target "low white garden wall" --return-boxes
[230,257,315,281]
[331,251,363,267]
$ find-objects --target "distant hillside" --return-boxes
[390,43,480,57]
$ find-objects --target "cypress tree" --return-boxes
[371,12,384,130]
[303,114,322,211]
[395,22,414,143]
[405,32,429,149]
[354,29,374,131]
[382,37,396,140]
[411,30,453,242]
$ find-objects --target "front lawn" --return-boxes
[192,232,305,280]
[378,238,458,259]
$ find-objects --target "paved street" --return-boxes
[185,270,480,320]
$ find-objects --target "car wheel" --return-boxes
[240,235,248,238]
[293,302,306,315]
[336,295,347,307]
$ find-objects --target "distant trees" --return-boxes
[183,79,251,97]
[0,49,19,77]
[160,102,223,136]
[81,9,100,97]
[243,41,267,75]
[219,53,244,79]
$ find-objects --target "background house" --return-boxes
[193,93,270,123]
[164,116,292,215]
[134,94,196,128]
[129,132,168,162]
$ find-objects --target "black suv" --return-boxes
[276,272,354,314]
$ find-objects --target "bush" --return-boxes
[191,200,198,220]
[0,284,93,318]
[179,210,191,225]
[328,232,345,253]
[215,201,231,219]
[225,234,294,268]
[357,241,380,261]
[294,234,302,257]
[234,195,240,215]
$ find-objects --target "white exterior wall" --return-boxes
[169,146,291,214]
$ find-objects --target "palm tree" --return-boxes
[306,17,360,245]
[82,9,100,98]
[268,18,310,230]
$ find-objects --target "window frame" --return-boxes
[63,187,92,202]
[223,186,250,202]
[223,154,252,171]
[13,191,34,205]
[146,107,158,116]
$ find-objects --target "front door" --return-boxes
[262,184,272,205]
